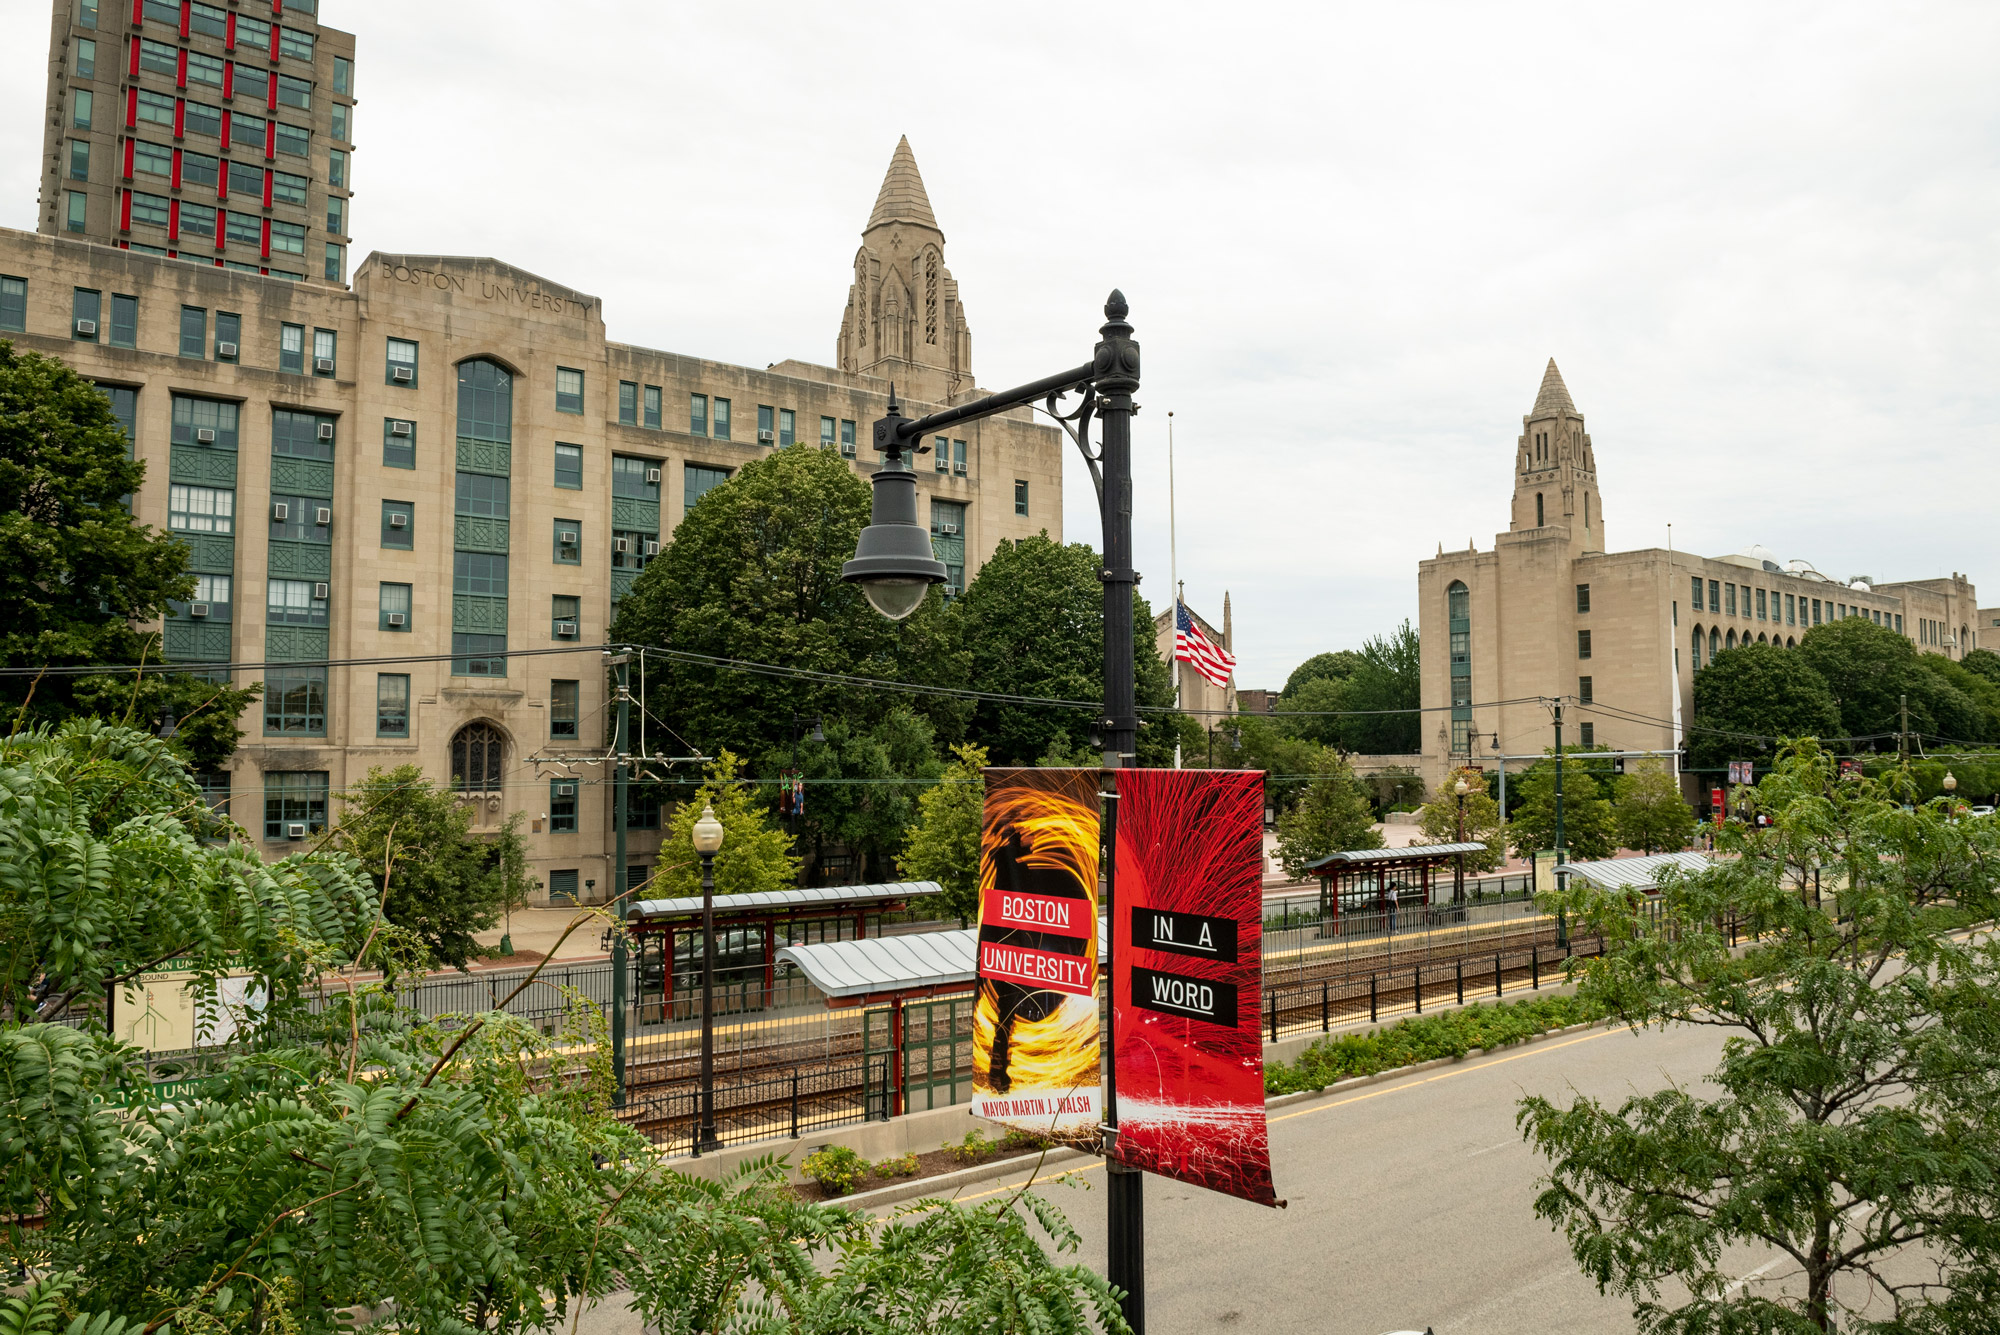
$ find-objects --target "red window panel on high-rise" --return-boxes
[263,122,276,160]
[127,35,140,77]
[265,72,278,111]
[124,87,138,130]
[176,49,187,89]
[178,2,190,39]
[225,11,236,48]
[122,138,136,180]
[214,211,227,251]
[130,0,144,25]
[218,109,229,147]
[261,169,273,209]
[170,146,182,190]
[259,217,271,260]
[173,98,185,138]
[119,190,132,232]
[167,198,180,243]
[222,61,233,99]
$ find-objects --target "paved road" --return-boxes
[944,1020,1735,1335]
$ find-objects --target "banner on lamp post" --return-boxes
[970,768,1102,1137]
[1110,768,1281,1208]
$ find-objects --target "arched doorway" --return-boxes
[452,721,506,793]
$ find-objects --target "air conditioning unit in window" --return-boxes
[555,621,578,638]
[313,356,335,373]
[196,427,217,443]
[316,422,335,440]
[390,420,411,436]
[558,530,577,545]
[613,537,630,554]
[387,512,407,528]
[645,467,662,484]
[74,318,97,336]
[386,611,405,627]
[391,365,413,383]
[314,506,331,525]
[217,341,238,357]
[312,581,329,599]
[271,502,288,521]
[189,602,210,618]
[757,429,775,443]
[940,523,959,535]
[556,783,577,797]
[643,539,660,557]
[286,822,307,839]
[953,463,966,476]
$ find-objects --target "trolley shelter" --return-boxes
[1304,844,1492,922]
[1559,851,1712,894]
[625,881,937,1020]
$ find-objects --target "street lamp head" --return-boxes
[843,420,947,619]
[691,802,725,855]
[1455,776,1470,797]
[809,718,825,744]
[1944,771,1957,792]
[155,709,178,741]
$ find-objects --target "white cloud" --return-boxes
[3,0,1995,687]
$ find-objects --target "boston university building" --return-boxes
[7,0,1061,904]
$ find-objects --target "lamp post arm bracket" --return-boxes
[891,361,1098,445]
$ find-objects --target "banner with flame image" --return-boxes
[1111,768,1280,1207]
[971,767,1102,1138]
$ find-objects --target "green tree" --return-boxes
[1690,643,1843,770]
[1923,654,2000,742]
[0,343,260,762]
[1271,674,1347,748]
[1957,646,2000,689]
[609,443,970,776]
[1612,760,1698,854]
[1281,649,1365,699]
[329,765,534,969]
[1273,624,1421,754]
[1507,755,1617,861]
[954,533,1178,767]
[650,750,800,900]
[786,706,942,884]
[1524,743,2000,1333]
[896,742,987,923]
[1275,747,1382,879]
[1414,764,1504,872]
[1797,616,1979,748]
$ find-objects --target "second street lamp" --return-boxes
[691,801,726,1153]
[1454,774,1470,905]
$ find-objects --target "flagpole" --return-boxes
[1169,412,1181,770]
[1667,523,1682,778]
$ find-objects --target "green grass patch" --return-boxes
[1264,994,1606,1096]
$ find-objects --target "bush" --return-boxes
[873,1151,919,1178]
[944,1128,994,1165]
[802,1144,869,1196]
[1264,995,1604,1095]
[999,1127,1053,1153]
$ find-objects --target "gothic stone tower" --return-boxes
[836,137,974,403]
[1510,359,1604,556]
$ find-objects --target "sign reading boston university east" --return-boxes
[1111,768,1281,1207]
[971,768,1103,1136]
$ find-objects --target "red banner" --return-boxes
[1111,768,1280,1207]
[971,768,1102,1138]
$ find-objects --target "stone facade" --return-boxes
[1418,362,1980,793]
[38,0,357,285]
[0,140,1062,905]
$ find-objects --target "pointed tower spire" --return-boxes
[1532,358,1574,417]
[867,136,939,234]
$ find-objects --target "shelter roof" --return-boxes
[777,921,1112,1003]
[1561,851,1712,892]
[1305,843,1490,874]
[630,881,935,924]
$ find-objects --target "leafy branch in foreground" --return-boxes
[1519,739,2000,1334]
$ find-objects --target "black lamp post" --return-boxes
[691,801,726,1153]
[845,291,1145,1330]
[1454,775,1469,905]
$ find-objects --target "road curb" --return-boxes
[830,1145,1097,1212]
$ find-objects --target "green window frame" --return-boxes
[71,292,96,345]
[381,500,413,549]
[379,582,411,632]
[451,633,507,678]
[643,384,661,430]
[551,677,579,737]
[386,340,422,389]
[65,191,87,234]
[171,394,239,449]
[453,551,508,598]
[281,324,305,375]
[264,666,327,736]
[713,397,731,440]
[383,418,415,469]
[108,295,136,349]
[554,442,583,489]
[168,484,233,534]
[69,139,90,183]
[842,419,856,456]
[1578,630,1592,659]
[0,276,24,333]
[215,312,239,361]
[1014,479,1029,516]
[684,463,730,517]
[758,404,774,442]
[611,455,659,500]
[273,409,335,461]
[549,779,578,833]
[821,416,837,448]
[312,328,337,377]
[689,393,708,436]
[555,367,584,415]
[179,306,206,359]
[455,472,509,518]
[778,408,795,446]
[267,578,327,627]
[552,599,580,643]
[376,674,409,737]
[618,380,638,426]
[263,770,328,840]
[554,519,581,565]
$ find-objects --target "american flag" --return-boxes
[1174,601,1236,688]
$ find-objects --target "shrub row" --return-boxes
[1264,994,1606,1096]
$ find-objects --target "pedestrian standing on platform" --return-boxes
[1386,881,1400,934]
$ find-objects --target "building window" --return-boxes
[684,463,730,517]
[935,434,950,473]
[551,678,579,737]
[183,101,222,139]
[267,579,327,626]
[556,367,584,415]
[263,771,328,840]
[1447,579,1472,754]
[611,530,651,571]
[1578,676,1593,705]
[1015,479,1029,516]
[1574,583,1592,615]
[171,394,238,449]
[72,89,92,131]
[277,73,312,111]
[1755,588,1767,620]
[186,50,224,87]
[377,674,409,737]
[213,312,239,362]
[553,520,581,565]
[619,380,638,426]
[383,418,416,469]
[168,484,233,534]
[131,141,174,181]
[1577,630,1592,659]
[264,666,327,736]
[333,56,353,96]
[1785,593,1796,626]
[224,212,263,250]
[643,384,661,430]
[552,596,580,641]
[953,439,967,475]
[713,397,731,440]
[380,338,419,388]
[132,90,175,129]
[381,500,413,549]
[273,410,334,461]
[453,550,509,598]
[778,409,795,446]
[451,722,506,791]
[281,323,305,374]
[1708,579,1720,614]
[0,276,24,333]
[379,582,411,632]
[236,14,269,50]
[842,419,857,457]
[455,473,510,519]
[79,1,97,31]
[328,148,346,187]
[325,106,345,144]
[549,779,577,833]
[821,416,837,449]
[177,307,206,359]
[101,385,136,455]
[452,635,508,679]
[1579,722,1595,746]
[690,393,708,436]
[554,443,582,490]
[189,1,225,36]
[280,26,315,61]
[547,868,578,905]
[931,499,967,597]
[312,329,337,377]
[612,455,659,500]
[625,784,662,831]
[128,192,170,230]
[68,139,89,184]
[108,295,136,349]
[1895,614,1903,634]
[758,405,774,443]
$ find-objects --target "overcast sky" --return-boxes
[5,0,1996,690]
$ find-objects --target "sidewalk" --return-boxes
[466,906,616,969]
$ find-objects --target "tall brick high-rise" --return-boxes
[37,0,356,284]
